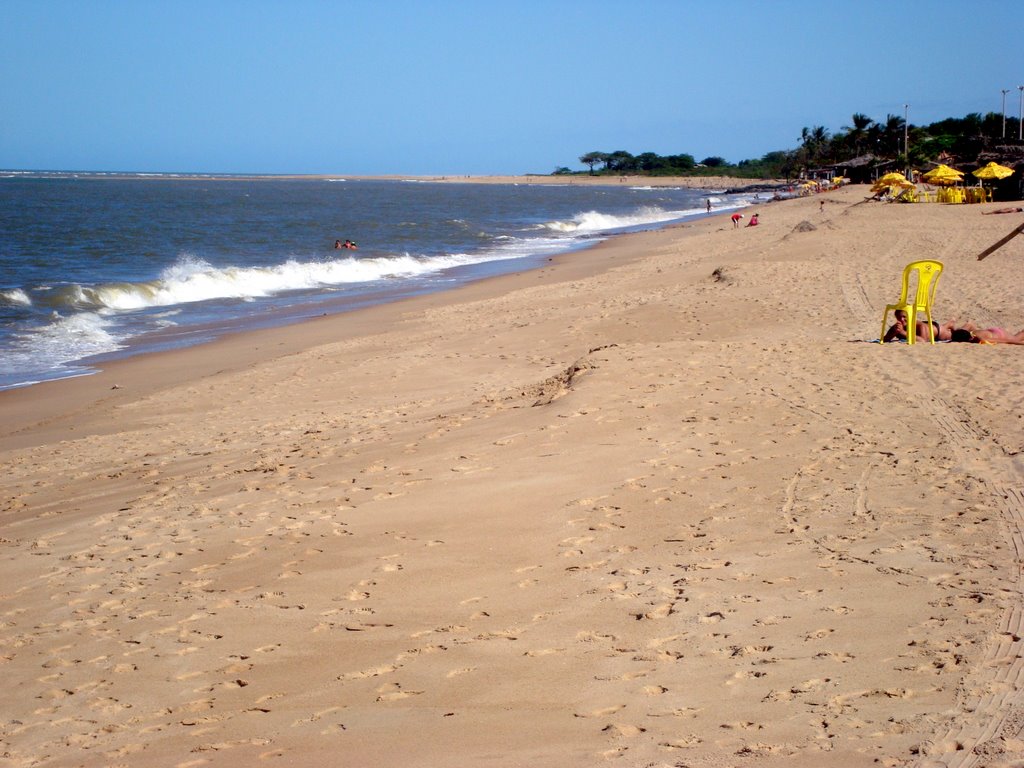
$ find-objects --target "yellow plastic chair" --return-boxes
[880,260,944,344]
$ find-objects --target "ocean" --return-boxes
[0,173,758,391]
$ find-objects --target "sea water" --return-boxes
[0,174,758,390]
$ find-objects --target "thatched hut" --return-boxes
[828,154,893,185]
[972,146,1024,201]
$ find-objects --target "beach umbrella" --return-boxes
[922,165,964,185]
[871,172,910,193]
[876,172,907,184]
[973,161,1014,180]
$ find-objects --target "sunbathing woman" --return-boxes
[883,310,955,342]
[950,324,1024,344]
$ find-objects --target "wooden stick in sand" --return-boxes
[977,223,1024,261]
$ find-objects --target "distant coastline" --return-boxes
[1,169,779,190]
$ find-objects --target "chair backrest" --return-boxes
[897,260,943,311]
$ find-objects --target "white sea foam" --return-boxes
[0,312,125,384]
[543,206,695,234]
[59,251,526,313]
[0,288,32,306]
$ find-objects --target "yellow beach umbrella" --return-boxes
[922,164,964,185]
[871,172,909,193]
[876,172,907,184]
[973,161,1014,180]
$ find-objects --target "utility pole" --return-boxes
[904,104,909,176]
[1002,89,1010,138]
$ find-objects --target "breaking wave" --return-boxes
[37,252,514,313]
[543,205,698,234]
[0,288,32,306]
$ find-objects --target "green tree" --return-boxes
[880,114,905,156]
[665,153,695,171]
[579,151,607,175]
[637,152,665,171]
[607,150,637,172]
[842,113,874,156]
[700,156,727,167]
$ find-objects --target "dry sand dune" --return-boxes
[2,185,1024,767]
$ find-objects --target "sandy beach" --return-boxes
[3,185,1024,767]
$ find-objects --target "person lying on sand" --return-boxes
[981,207,1023,215]
[950,324,1024,344]
[883,310,912,342]
[883,310,954,342]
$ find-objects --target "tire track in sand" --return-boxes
[811,250,1024,765]
[804,202,1024,764]
[882,356,1024,767]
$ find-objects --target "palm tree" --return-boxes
[843,113,874,156]
[881,114,905,156]
[799,125,831,167]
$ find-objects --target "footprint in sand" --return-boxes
[602,723,646,737]
[339,663,400,680]
[660,735,703,749]
[575,704,625,718]
[375,682,423,702]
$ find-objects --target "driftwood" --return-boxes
[977,223,1024,261]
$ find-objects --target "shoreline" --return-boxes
[4,187,1024,766]
[0,193,750,398]
[0,217,707,449]
[1,176,767,394]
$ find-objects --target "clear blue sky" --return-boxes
[3,0,1022,175]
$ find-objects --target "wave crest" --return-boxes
[0,288,32,306]
[37,252,512,313]
[543,205,694,234]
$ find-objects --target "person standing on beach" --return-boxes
[706,199,712,214]
[731,213,743,228]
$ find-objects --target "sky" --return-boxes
[2,0,1022,175]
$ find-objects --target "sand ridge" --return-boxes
[2,188,1024,766]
